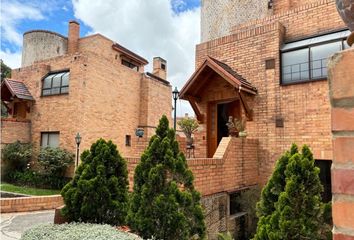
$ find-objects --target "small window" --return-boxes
[125,135,131,147]
[121,59,139,72]
[42,71,70,96]
[41,132,59,148]
[315,160,332,203]
[161,63,166,70]
[229,191,241,215]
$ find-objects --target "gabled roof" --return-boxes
[179,56,257,99]
[112,43,148,65]
[1,78,34,101]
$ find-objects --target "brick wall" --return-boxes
[1,195,63,213]
[1,118,31,144]
[195,1,344,182]
[11,33,171,165]
[328,48,354,240]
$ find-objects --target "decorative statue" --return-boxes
[336,0,354,46]
[226,116,247,138]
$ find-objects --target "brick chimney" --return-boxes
[68,20,80,54]
[153,57,167,80]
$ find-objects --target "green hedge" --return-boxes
[21,223,142,240]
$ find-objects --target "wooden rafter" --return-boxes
[236,90,253,121]
[186,96,204,123]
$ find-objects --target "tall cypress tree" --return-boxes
[61,139,129,225]
[127,115,205,240]
[253,144,329,240]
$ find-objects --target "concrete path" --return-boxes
[0,210,54,240]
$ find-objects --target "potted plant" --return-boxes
[177,117,199,146]
[226,116,247,138]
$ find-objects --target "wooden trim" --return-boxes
[187,96,204,122]
[237,90,253,120]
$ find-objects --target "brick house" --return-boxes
[176,0,351,238]
[1,21,172,167]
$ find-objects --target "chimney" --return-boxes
[68,20,80,54]
[153,57,167,80]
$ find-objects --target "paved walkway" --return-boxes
[0,210,54,240]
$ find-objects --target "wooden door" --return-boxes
[207,102,217,158]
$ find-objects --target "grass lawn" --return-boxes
[0,182,61,196]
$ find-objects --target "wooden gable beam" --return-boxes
[236,90,253,121]
[186,96,204,123]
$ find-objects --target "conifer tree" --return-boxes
[61,139,129,225]
[253,144,329,240]
[127,115,205,240]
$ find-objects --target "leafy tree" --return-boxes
[61,139,129,225]
[253,144,331,240]
[127,115,206,239]
[1,60,11,81]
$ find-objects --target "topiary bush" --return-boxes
[127,115,206,240]
[21,223,142,240]
[253,144,332,240]
[61,139,129,225]
[1,141,32,180]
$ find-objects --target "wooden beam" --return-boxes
[187,97,204,123]
[237,90,253,121]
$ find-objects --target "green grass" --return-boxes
[0,182,61,196]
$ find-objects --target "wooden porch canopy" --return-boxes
[179,56,257,121]
[1,78,34,101]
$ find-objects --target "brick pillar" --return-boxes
[68,20,80,54]
[328,48,354,240]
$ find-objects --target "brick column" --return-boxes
[328,48,354,240]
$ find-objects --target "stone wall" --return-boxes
[1,118,31,144]
[328,48,354,240]
[195,0,345,182]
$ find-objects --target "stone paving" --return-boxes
[0,210,54,240]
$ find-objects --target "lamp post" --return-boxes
[172,87,179,131]
[75,133,81,168]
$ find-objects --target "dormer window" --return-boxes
[42,71,70,96]
[121,59,139,72]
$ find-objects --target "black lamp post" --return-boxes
[172,87,179,131]
[75,133,81,168]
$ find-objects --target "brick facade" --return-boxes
[4,22,172,163]
[328,48,354,239]
[1,118,31,144]
[194,0,346,183]
[1,195,63,213]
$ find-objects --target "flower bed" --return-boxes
[21,223,142,240]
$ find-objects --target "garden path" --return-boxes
[0,210,54,240]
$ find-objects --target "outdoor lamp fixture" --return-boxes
[172,87,179,131]
[75,133,82,168]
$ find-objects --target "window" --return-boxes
[161,63,166,70]
[229,191,241,215]
[121,59,139,72]
[125,135,131,147]
[42,71,70,96]
[281,30,350,84]
[41,132,59,148]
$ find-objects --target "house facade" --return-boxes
[177,0,350,238]
[1,21,172,165]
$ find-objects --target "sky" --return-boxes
[0,0,201,116]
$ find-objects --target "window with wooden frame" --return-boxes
[280,30,350,85]
[42,71,70,96]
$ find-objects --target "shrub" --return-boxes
[38,147,74,178]
[177,117,199,140]
[2,141,32,179]
[21,223,142,240]
[253,144,332,240]
[61,139,129,225]
[127,115,206,240]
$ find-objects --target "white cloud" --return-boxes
[0,50,22,69]
[72,0,198,116]
[0,0,45,46]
